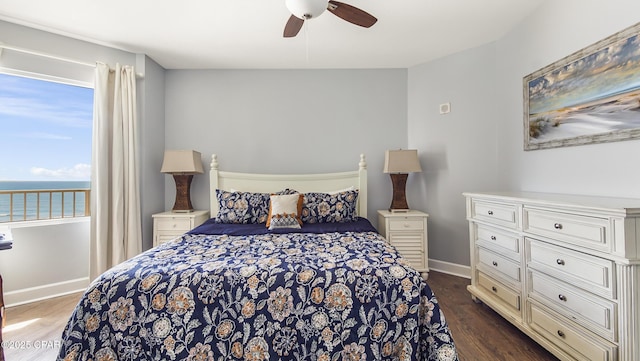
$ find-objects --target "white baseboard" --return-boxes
[4,277,89,308]
[429,259,471,279]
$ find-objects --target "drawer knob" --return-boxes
[487,210,494,215]
[490,235,497,241]
[558,294,567,302]
[557,330,565,338]
[404,223,410,228]
[491,286,497,292]
[492,261,498,267]
[556,259,565,266]
[554,223,563,230]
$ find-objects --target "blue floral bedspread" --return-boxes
[58,229,458,361]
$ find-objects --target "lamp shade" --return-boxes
[161,150,204,174]
[383,149,422,174]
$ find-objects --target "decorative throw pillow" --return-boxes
[267,193,304,230]
[301,189,359,223]
[214,190,270,224]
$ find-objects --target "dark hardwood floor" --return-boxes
[427,271,559,361]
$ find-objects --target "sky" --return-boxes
[0,73,93,181]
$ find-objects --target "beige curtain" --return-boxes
[90,62,142,280]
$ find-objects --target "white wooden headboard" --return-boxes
[209,154,368,218]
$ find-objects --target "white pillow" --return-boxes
[266,193,303,230]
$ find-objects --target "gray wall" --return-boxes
[408,43,503,267]
[0,20,137,77]
[138,54,167,251]
[164,69,408,223]
[406,0,640,270]
[496,0,640,198]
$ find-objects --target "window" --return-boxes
[0,73,93,222]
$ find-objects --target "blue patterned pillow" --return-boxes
[215,190,270,224]
[301,190,359,223]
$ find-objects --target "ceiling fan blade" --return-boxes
[284,15,305,37]
[327,0,377,28]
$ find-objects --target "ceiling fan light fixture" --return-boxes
[285,0,329,19]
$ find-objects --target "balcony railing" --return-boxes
[0,188,90,223]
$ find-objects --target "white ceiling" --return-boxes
[0,0,544,70]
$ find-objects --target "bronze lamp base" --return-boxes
[389,173,410,212]
[171,174,195,212]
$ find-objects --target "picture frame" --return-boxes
[523,22,640,151]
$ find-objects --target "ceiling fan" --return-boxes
[283,0,378,38]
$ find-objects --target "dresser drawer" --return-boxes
[476,224,520,257]
[524,208,609,252]
[528,302,617,361]
[155,218,192,231]
[388,218,424,231]
[527,238,614,298]
[478,247,521,283]
[471,200,518,228]
[465,192,640,360]
[529,271,616,341]
[477,272,520,312]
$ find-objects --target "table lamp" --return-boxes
[161,150,204,212]
[383,149,422,212]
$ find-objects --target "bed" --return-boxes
[57,154,458,361]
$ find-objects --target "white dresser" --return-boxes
[378,210,429,278]
[152,210,209,247]
[464,191,640,361]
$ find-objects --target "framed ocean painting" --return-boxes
[523,22,640,150]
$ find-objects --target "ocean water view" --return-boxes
[0,181,91,223]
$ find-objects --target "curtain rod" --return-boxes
[0,43,144,78]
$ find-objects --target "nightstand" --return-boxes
[152,210,209,247]
[377,210,429,278]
